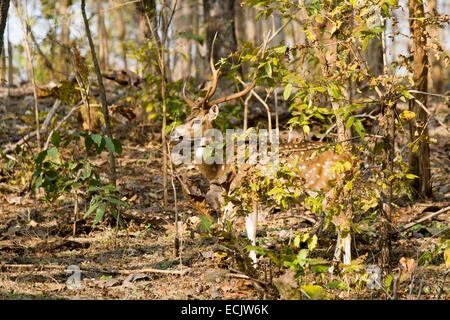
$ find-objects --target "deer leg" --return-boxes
[333,231,343,264]
[331,231,352,272]
[342,232,352,265]
[245,210,258,265]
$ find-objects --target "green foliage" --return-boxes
[419,239,450,267]
[32,132,126,226]
[85,184,129,226]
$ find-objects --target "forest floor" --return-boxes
[0,86,449,300]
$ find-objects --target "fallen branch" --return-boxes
[400,206,450,232]
[225,272,267,286]
[3,100,75,154]
[117,267,189,276]
[0,263,190,276]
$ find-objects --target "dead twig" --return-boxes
[1,264,190,276]
[399,206,450,232]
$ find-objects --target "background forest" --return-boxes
[0,0,449,300]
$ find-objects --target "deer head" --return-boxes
[171,45,256,144]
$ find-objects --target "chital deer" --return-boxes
[171,56,353,266]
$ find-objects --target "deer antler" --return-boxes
[182,32,257,109]
[207,78,256,107]
[182,81,197,109]
[197,33,220,108]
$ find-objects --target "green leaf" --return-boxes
[302,125,310,135]
[326,280,348,289]
[81,163,92,180]
[51,132,61,147]
[283,83,293,100]
[345,117,355,129]
[105,196,129,208]
[265,63,272,78]
[90,134,103,147]
[385,0,398,6]
[329,84,342,99]
[35,150,48,166]
[296,249,309,267]
[199,215,214,232]
[47,147,59,161]
[300,284,327,300]
[34,175,43,189]
[113,139,123,155]
[308,234,318,251]
[273,45,287,54]
[104,137,116,154]
[85,200,100,218]
[405,174,419,180]
[384,274,394,292]
[353,119,365,139]
[93,202,106,225]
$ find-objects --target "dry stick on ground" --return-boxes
[81,0,117,186]
[4,99,61,153]
[399,206,450,232]
[1,264,189,276]
[13,0,41,151]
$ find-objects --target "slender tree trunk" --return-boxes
[172,1,191,80]
[117,10,127,69]
[81,0,117,186]
[0,43,5,83]
[426,0,444,94]
[379,100,395,269]
[97,0,109,70]
[408,0,432,198]
[365,38,384,76]
[59,0,70,80]
[193,0,204,80]
[7,23,12,87]
[14,0,41,150]
[0,0,10,58]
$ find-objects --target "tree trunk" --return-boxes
[172,1,192,80]
[97,0,109,70]
[59,0,70,80]
[426,0,444,94]
[379,101,395,269]
[81,0,117,186]
[203,0,237,75]
[7,26,12,87]
[365,38,384,76]
[117,10,127,70]
[408,0,432,198]
[0,0,9,59]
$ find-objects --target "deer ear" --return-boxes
[208,105,219,120]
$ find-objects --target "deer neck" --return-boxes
[193,121,228,183]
